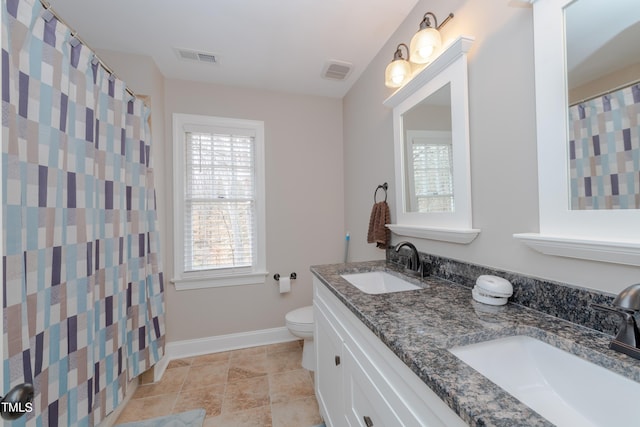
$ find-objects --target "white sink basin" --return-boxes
[340,271,421,294]
[449,335,640,427]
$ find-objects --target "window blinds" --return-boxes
[184,131,256,272]
[412,141,454,212]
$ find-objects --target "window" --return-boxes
[406,131,454,213]
[172,114,266,290]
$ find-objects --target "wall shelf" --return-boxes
[387,224,480,244]
[513,233,640,266]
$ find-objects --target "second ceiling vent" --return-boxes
[175,48,218,64]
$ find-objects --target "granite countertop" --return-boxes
[310,260,640,427]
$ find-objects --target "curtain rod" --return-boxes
[39,0,136,99]
[570,77,640,107]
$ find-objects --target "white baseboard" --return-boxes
[154,326,297,381]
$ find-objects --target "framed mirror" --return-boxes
[403,84,453,214]
[565,0,640,210]
[384,36,479,244]
[515,0,640,265]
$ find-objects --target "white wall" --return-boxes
[162,80,344,341]
[343,0,638,293]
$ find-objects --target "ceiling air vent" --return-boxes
[322,60,353,81]
[174,48,218,65]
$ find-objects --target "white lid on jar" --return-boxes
[475,275,513,298]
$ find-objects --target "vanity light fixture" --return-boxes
[409,12,454,64]
[384,43,412,88]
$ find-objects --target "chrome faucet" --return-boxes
[393,241,425,278]
[592,283,640,361]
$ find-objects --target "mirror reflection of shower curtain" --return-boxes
[2,1,166,425]
[568,83,640,210]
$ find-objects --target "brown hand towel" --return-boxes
[367,201,391,249]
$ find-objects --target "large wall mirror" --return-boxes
[515,0,640,265]
[384,36,479,244]
[565,0,640,210]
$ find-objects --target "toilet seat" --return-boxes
[285,305,315,371]
[286,305,314,330]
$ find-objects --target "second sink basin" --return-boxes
[449,335,640,427]
[340,271,421,294]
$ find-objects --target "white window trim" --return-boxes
[171,113,267,290]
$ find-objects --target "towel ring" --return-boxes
[374,183,388,203]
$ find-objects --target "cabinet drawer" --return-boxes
[344,343,406,427]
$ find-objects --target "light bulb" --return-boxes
[418,45,434,59]
[409,27,442,64]
[392,73,404,85]
[385,59,411,88]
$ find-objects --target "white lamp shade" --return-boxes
[385,59,411,88]
[409,27,442,64]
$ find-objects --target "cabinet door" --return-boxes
[343,343,405,427]
[314,303,345,427]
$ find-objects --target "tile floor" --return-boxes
[115,340,323,427]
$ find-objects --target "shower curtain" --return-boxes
[568,83,640,210]
[2,0,166,426]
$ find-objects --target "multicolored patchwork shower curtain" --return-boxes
[2,0,166,425]
[568,84,640,210]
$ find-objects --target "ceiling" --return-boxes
[565,0,640,88]
[47,0,421,98]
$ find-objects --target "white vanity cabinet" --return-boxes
[313,277,468,427]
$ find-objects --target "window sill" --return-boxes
[513,233,640,266]
[171,271,269,291]
[387,224,480,244]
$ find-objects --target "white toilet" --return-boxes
[285,305,315,371]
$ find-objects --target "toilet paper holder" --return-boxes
[274,272,297,281]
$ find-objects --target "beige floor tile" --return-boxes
[203,405,272,427]
[166,358,193,369]
[228,354,269,382]
[269,369,315,405]
[190,351,232,366]
[230,346,266,360]
[222,376,270,413]
[265,348,302,374]
[271,396,322,427]
[133,366,188,398]
[183,360,230,390]
[264,340,302,354]
[117,342,321,425]
[115,393,177,423]
[173,383,225,418]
